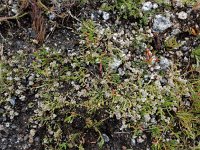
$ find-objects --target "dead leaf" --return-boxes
[189,27,199,36]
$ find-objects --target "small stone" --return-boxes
[109,58,122,70]
[19,95,26,101]
[131,138,136,146]
[151,117,157,123]
[153,3,158,9]
[142,2,153,11]
[30,129,36,137]
[29,81,34,86]
[102,11,110,20]
[11,4,18,14]
[183,56,188,62]
[91,13,96,20]
[102,134,110,143]
[11,124,17,129]
[176,51,183,57]
[144,114,151,122]
[137,136,145,143]
[49,13,56,20]
[171,29,181,35]
[177,11,187,20]
[118,68,125,76]
[32,39,39,44]
[154,65,161,70]
[182,46,190,52]
[29,137,34,143]
[142,134,147,139]
[159,57,170,70]
[8,0,13,5]
[153,15,172,32]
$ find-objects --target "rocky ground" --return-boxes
[0,0,200,150]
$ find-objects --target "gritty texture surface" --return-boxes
[0,0,200,150]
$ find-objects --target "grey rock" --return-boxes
[49,13,56,20]
[160,78,168,86]
[182,46,190,52]
[142,2,153,11]
[171,29,181,35]
[11,124,17,129]
[91,12,99,20]
[102,11,110,20]
[131,138,136,146]
[34,136,40,143]
[109,58,122,70]
[11,4,18,14]
[153,15,172,32]
[159,57,170,70]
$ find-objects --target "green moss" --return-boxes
[164,36,182,50]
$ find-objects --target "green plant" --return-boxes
[164,36,182,50]
[192,46,200,67]
[101,0,144,19]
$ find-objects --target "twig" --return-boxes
[0,12,28,22]
[67,10,81,23]
[45,21,57,41]
[0,33,5,42]
[37,0,49,12]
[0,43,3,57]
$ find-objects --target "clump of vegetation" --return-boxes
[1,45,200,149]
[1,0,200,150]
[101,0,144,19]
[164,36,182,50]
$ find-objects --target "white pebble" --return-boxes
[153,3,158,9]
[30,129,36,137]
[102,11,110,20]
[142,2,153,11]
[177,11,187,20]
